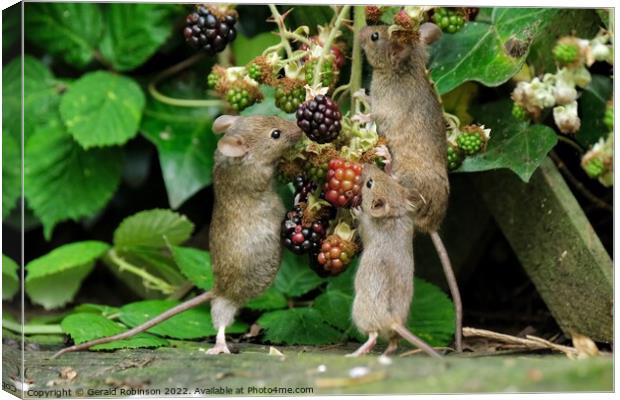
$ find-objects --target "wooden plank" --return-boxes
[472,158,612,342]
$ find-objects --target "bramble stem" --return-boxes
[268,5,294,59]
[313,5,351,87]
[2,319,63,335]
[107,249,175,295]
[349,6,365,110]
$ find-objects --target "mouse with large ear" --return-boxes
[51,115,302,358]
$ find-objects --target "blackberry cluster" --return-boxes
[432,8,465,33]
[207,72,220,89]
[553,43,579,65]
[296,95,342,144]
[247,63,263,82]
[275,85,306,113]
[456,131,484,155]
[226,86,257,111]
[583,157,605,178]
[184,6,237,56]
[304,59,336,88]
[447,144,463,171]
[281,205,329,255]
[323,158,362,207]
[293,175,317,203]
[315,235,354,275]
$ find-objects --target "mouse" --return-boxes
[348,164,441,358]
[360,22,463,352]
[52,115,302,358]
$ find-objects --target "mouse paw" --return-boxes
[374,145,392,172]
[206,343,231,355]
[351,113,374,125]
[351,206,362,219]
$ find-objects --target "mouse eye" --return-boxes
[371,32,379,42]
[270,129,281,139]
[366,178,373,189]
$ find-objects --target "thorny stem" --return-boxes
[2,319,63,335]
[348,5,365,110]
[313,5,351,87]
[268,5,294,59]
[148,52,225,108]
[280,30,312,45]
[107,249,176,295]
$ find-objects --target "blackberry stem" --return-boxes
[313,5,351,87]
[106,249,176,295]
[2,319,63,335]
[268,5,294,59]
[348,5,365,110]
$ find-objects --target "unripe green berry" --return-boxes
[583,157,604,178]
[553,43,579,65]
[512,103,528,121]
[456,132,484,155]
[447,145,464,170]
[207,72,219,89]
[248,63,262,82]
[604,104,613,131]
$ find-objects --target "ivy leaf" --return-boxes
[460,99,558,182]
[113,209,194,249]
[578,75,612,148]
[25,241,109,310]
[24,3,103,68]
[274,250,325,297]
[232,32,280,66]
[141,82,218,209]
[169,246,213,291]
[408,278,456,347]
[2,254,19,301]
[99,4,181,71]
[257,307,343,345]
[120,300,247,339]
[2,131,20,219]
[61,313,168,350]
[245,286,288,311]
[60,71,145,149]
[24,121,123,239]
[430,8,558,94]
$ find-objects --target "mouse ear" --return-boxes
[217,134,248,158]
[419,22,442,45]
[213,115,239,134]
[369,197,390,218]
[389,41,411,67]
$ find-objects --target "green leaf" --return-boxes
[430,8,558,94]
[274,250,325,297]
[141,88,217,209]
[312,289,353,332]
[232,32,280,66]
[2,131,20,219]
[461,99,558,182]
[60,71,145,149]
[25,241,109,309]
[408,278,456,347]
[285,6,334,34]
[3,4,20,52]
[73,303,120,318]
[120,300,247,339]
[241,86,295,120]
[24,3,103,68]
[245,286,288,311]
[578,75,613,148]
[257,307,343,345]
[170,246,213,291]
[2,254,19,301]
[61,313,168,350]
[24,120,123,239]
[99,4,181,71]
[113,209,194,249]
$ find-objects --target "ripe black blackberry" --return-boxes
[184,6,237,56]
[296,95,342,144]
[293,175,317,204]
[281,205,329,255]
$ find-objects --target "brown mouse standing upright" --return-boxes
[360,22,463,351]
[348,164,441,358]
[52,115,302,358]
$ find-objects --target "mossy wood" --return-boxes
[472,158,612,342]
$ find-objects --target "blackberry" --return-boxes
[281,205,329,255]
[304,59,336,88]
[296,95,342,144]
[207,72,219,89]
[293,175,317,204]
[456,131,484,155]
[447,143,464,171]
[226,86,253,111]
[184,6,237,56]
[275,82,306,113]
[323,158,362,208]
[315,234,357,276]
[365,6,383,25]
[553,42,579,65]
[432,8,465,34]
[583,157,605,178]
[247,63,263,82]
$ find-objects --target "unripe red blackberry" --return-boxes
[365,6,383,25]
[323,158,362,208]
[315,234,358,276]
[296,95,342,144]
[184,5,237,56]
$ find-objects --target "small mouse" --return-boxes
[52,115,302,358]
[360,23,463,352]
[348,164,441,358]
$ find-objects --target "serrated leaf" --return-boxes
[408,278,455,347]
[141,82,217,209]
[312,290,353,332]
[232,32,280,66]
[241,86,295,120]
[430,8,558,94]
[113,209,194,249]
[24,3,103,68]
[2,131,20,219]
[24,120,123,239]
[461,99,558,182]
[120,300,247,339]
[578,75,612,148]
[245,286,288,311]
[170,246,213,291]
[257,307,343,345]
[61,313,168,350]
[73,303,120,318]
[274,250,325,297]
[2,254,19,301]
[60,71,145,149]
[25,241,109,309]
[99,4,181,71]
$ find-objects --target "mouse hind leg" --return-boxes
[207,296,238,355]
[346,332,379,357]
[382,337,399,356]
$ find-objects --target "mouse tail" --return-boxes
[431,231,462,352]
[391,323,443,359]
[51,291,215,359]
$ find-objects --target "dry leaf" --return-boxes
[571,333,599,359]
[268,346,284,356]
